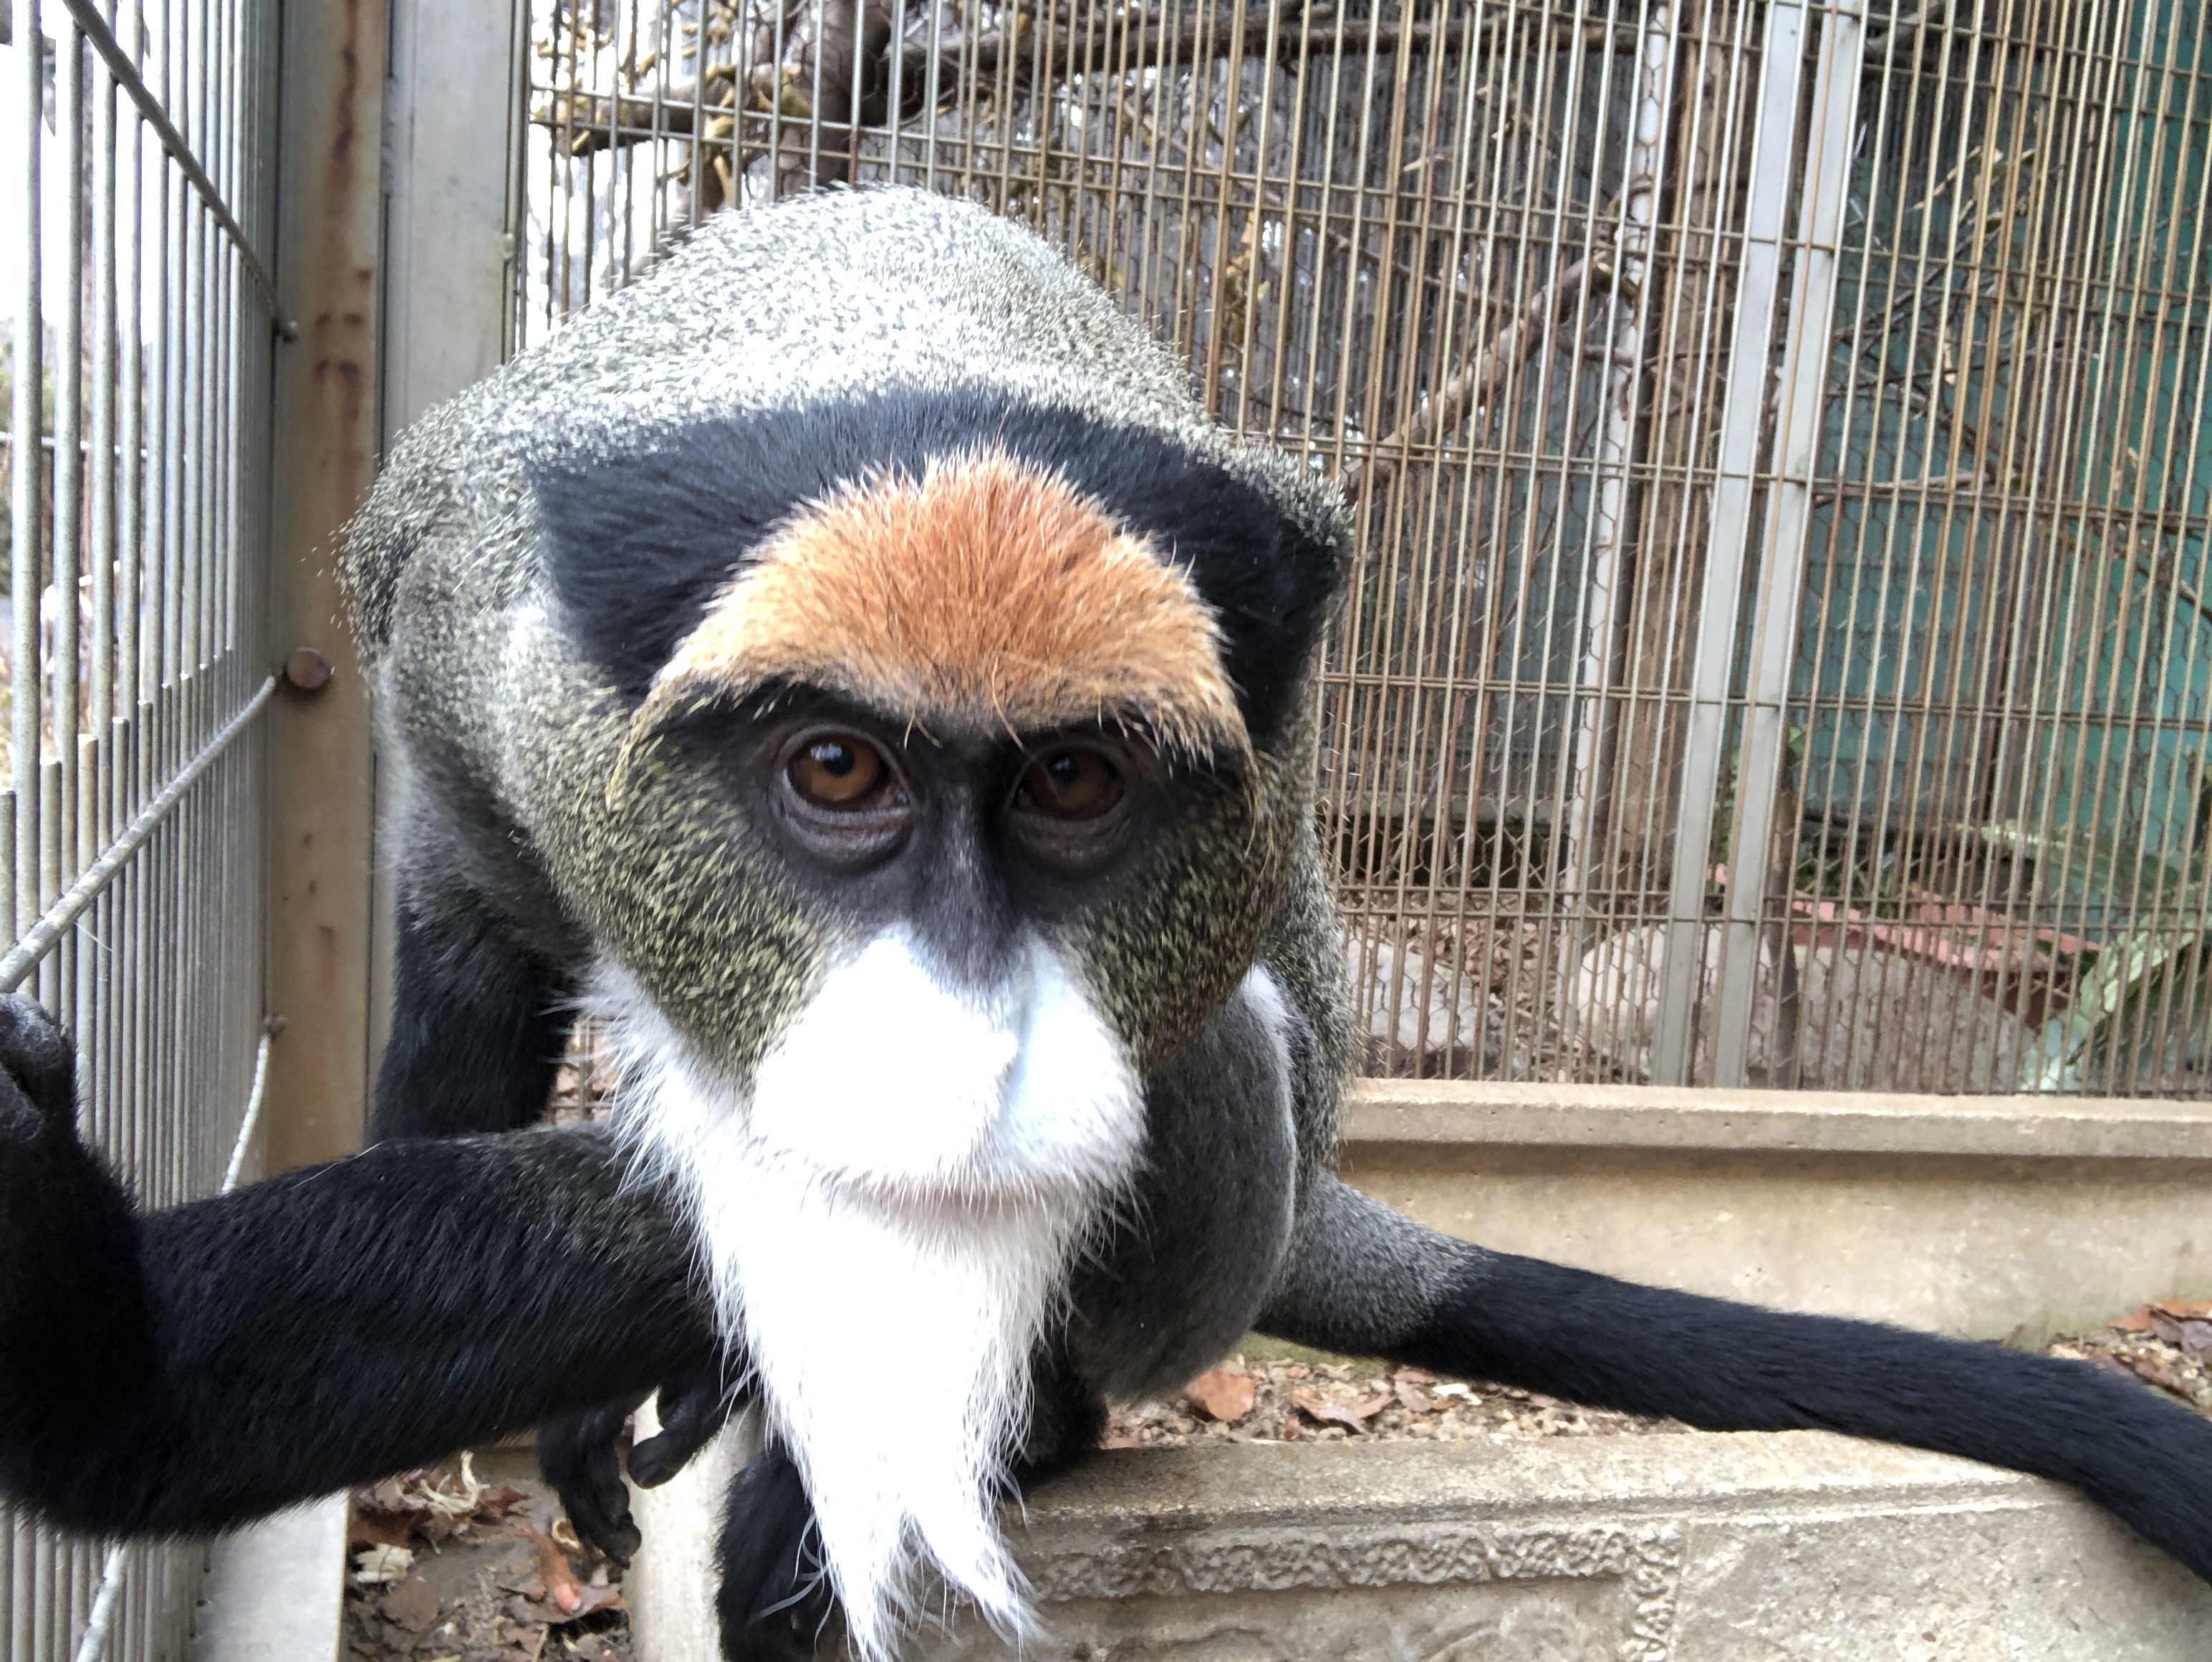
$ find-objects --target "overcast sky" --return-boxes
[0,29,188,370]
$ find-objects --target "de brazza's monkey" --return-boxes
[0,189,2208,1662]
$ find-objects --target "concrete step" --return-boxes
[1340,1079,2212,1338]
[628,1428,2212,1660]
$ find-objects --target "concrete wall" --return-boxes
[1342,1080,2212,1339]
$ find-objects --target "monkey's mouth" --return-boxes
[742,929,1144,1208]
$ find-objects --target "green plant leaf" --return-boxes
[2021,926,2211,1092]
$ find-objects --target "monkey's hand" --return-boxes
[539,1365,739,1563]
[0,994,719,1537]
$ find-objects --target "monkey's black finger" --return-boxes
[626,1428,695,1491]
[629,1370,736,1489]
[539,1396,645,1565]
[0,996,76,1133]
[715,1444,834,1661]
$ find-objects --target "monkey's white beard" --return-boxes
[595,933,1145,1661]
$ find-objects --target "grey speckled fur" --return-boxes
[346,188,1342,650]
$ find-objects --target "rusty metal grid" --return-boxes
[1,0,279,1656]
[514,0,2212,1099]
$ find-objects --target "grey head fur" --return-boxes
[341,181,1355,1176]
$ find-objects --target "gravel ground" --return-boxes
[1104,1356,1680,1446]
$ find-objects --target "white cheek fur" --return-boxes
[590,930,1145,1662]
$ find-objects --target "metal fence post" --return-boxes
[1708,1,1868,1085]
[368,0,524,1074]
[1648,0,1813,1087]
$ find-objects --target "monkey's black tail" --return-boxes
[1258,1176,2212,1586]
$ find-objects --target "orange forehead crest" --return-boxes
[615,451,1246,784]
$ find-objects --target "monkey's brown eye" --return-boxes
[1018,746,1122,820]
[787,734,891,810]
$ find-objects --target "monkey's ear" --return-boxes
[0,996,77,1135]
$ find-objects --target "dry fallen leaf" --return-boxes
[380,1575,441,1633]
[2111,1351,2198,1403]
[513,1524,628,1626]
[2144,1310,2212,1365]
[560,1585,629,1625]
[519,1523,584,1613]
[350,1545,415,1586]
[416,1509,460,1545]
[366,1477,410,1512]
[1393,1376,1437,1414]
[2150,1299,2212,1322]
[1183,1369,1257,1423]
[477,1484,532,1523]
[347,1507,414,1552]
[1292,1389,1391,1433]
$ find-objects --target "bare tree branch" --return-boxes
[532,3,1618,159]
[1350,259,1610,505]
[795,0,895,188]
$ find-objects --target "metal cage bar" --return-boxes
[510,0,2211,1097]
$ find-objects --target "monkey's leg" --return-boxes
[371,875,574,1141]
[375,870,697,1545]
[715,1443,832,1662]
[0,997,716,1537]
[1259,1176,2212,1585]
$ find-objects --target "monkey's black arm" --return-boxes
[1261,1176,2212,1584]
[0,1007,716,1538]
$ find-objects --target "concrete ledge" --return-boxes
[191,1492,347,1662]
[936,1435,2212,1661]
[630,1433,2212,1660]
[1340,1081,2212,1339]
[1345,1077,2212,1161]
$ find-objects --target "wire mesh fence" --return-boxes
[0,0,277,1656]
[522,0,2211,1098]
